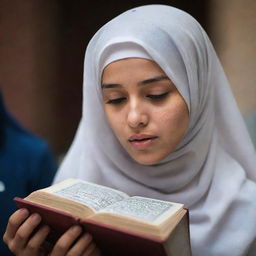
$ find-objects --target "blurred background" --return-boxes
[0,0,255,162]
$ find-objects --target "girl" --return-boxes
[4,4,256,256]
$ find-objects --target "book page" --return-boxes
[49,180,129,212]
[99,196,183,224]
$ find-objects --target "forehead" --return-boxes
[102,58,166,82]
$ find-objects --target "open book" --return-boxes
[15,178,191,256]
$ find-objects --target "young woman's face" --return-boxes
[101,58,189,165]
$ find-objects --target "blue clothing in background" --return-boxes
[0,93,57,256]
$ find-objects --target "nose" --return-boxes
[127,101,149,128]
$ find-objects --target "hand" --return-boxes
[3,208,50,255]
[50,226,102,256]
[3,208,102,255]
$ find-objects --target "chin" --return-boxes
[131,154,165,166]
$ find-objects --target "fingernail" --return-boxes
[31,213,41,223]
[42,225,50,232]
[71,226,82,234]
[20,208,29,217]
[84,233,92,242]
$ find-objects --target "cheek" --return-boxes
[156,104,189,132]
[104,109,115,130]
[105,110,126,138]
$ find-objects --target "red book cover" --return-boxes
[84,219,169,256]
[14,197,190,256]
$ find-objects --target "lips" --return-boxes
[128,134,158,150]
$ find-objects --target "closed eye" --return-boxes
[146,91,170,100]
[106,97,126,105]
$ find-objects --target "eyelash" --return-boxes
[106,92,170,105]
[146,91,170,100]
[106,98,126,105]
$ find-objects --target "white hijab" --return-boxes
[54,5,256,255]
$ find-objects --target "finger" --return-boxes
[51,225,82,256]
[92,248,102,256]
[88,247,102,256]
[3,208,29,243]
[82,242,97,256]
[26,225,51,253]
[12,213,42,250]
[67,233,93,255]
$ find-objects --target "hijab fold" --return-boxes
[54,5,256,255]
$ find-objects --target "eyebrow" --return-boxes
[101,75,170,89]
[138,75,170,86]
